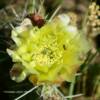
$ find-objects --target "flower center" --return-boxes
[32,33,63,67]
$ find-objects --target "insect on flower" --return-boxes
[7,13,91,85]
[5,0,92,99]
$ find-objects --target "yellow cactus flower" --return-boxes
[7,15,90,85]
